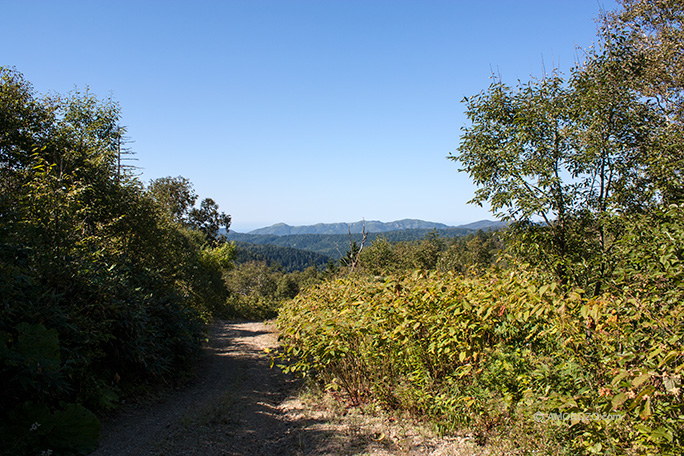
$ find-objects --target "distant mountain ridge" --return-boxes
[221,220,506,263]
[458,220,506,231]
[247,218,481,236]
[225,220,505,261]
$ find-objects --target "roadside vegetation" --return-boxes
[275,1,684,454]
[0,68,235,455]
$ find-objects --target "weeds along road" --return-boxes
[91,321,480,456]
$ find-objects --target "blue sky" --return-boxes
[2,0,617,232]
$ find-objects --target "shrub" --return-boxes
[276,268,683,454]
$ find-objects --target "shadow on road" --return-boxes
[92,321,405,456]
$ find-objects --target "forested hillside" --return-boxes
[233,242,332,272]
[225,225,498,259]
[2,1,682,455]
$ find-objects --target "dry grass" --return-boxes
[281,383,490,456]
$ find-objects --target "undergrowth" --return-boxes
[276,266,683,455]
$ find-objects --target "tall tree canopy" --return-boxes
[0,67,232,455]
[451,0,681,290]
[599,0,684,202]
[147,175,198,224]
[147,176,232,244]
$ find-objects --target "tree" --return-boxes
[1,69,232,454]
[451,75,575,283]
[465,230,500,267]
[359,236,397,275]
[599,0,684,203]
[0,67,53,170]
[453,75,574,226]
[340,221,368,272]
[600,0,684,121]
[147,178,231,244]
[147,176,197,223]
[188,197,231,244]
[451,0,684,290]
[276,275,300,300]
[451,67,655,289]
[414,230,445,270]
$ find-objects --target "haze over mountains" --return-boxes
[244,219,502,236]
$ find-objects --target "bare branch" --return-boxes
[345,219,369,272]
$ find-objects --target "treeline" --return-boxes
[226,232,355,258]
[356,229,502,275]
[275,1,684,454]
[233,242,332,272]
[223,261,328,320]
[225,226,491,259]
[0,68,233,455]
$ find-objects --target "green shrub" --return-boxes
[276,268,683,454]
[1,67,229,455]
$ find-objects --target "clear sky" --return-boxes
[2,0,617,232]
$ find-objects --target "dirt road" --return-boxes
[91,321,479,456]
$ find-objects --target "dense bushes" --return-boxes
[357,230,502,276]
[0,67,230,455]
[277,208,684,454]
[276,265,683,454]
[224,261,324,320]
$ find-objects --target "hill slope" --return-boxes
[247,219,454,236]
[233,242,332,272]
[226,225,502,259]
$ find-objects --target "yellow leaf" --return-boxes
[632,372,651,388]
[570,413,581,426]
[612,392,628,409]
[639,397,652,420]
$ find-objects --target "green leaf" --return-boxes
[629,386,655,411]
[611,370,629,386]
[639,398,652,420]
[49,404,100,453]
[14,322,61,373]
[652,426,674,443]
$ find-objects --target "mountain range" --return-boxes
[224,219,506,267]
[245,219,502,236]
